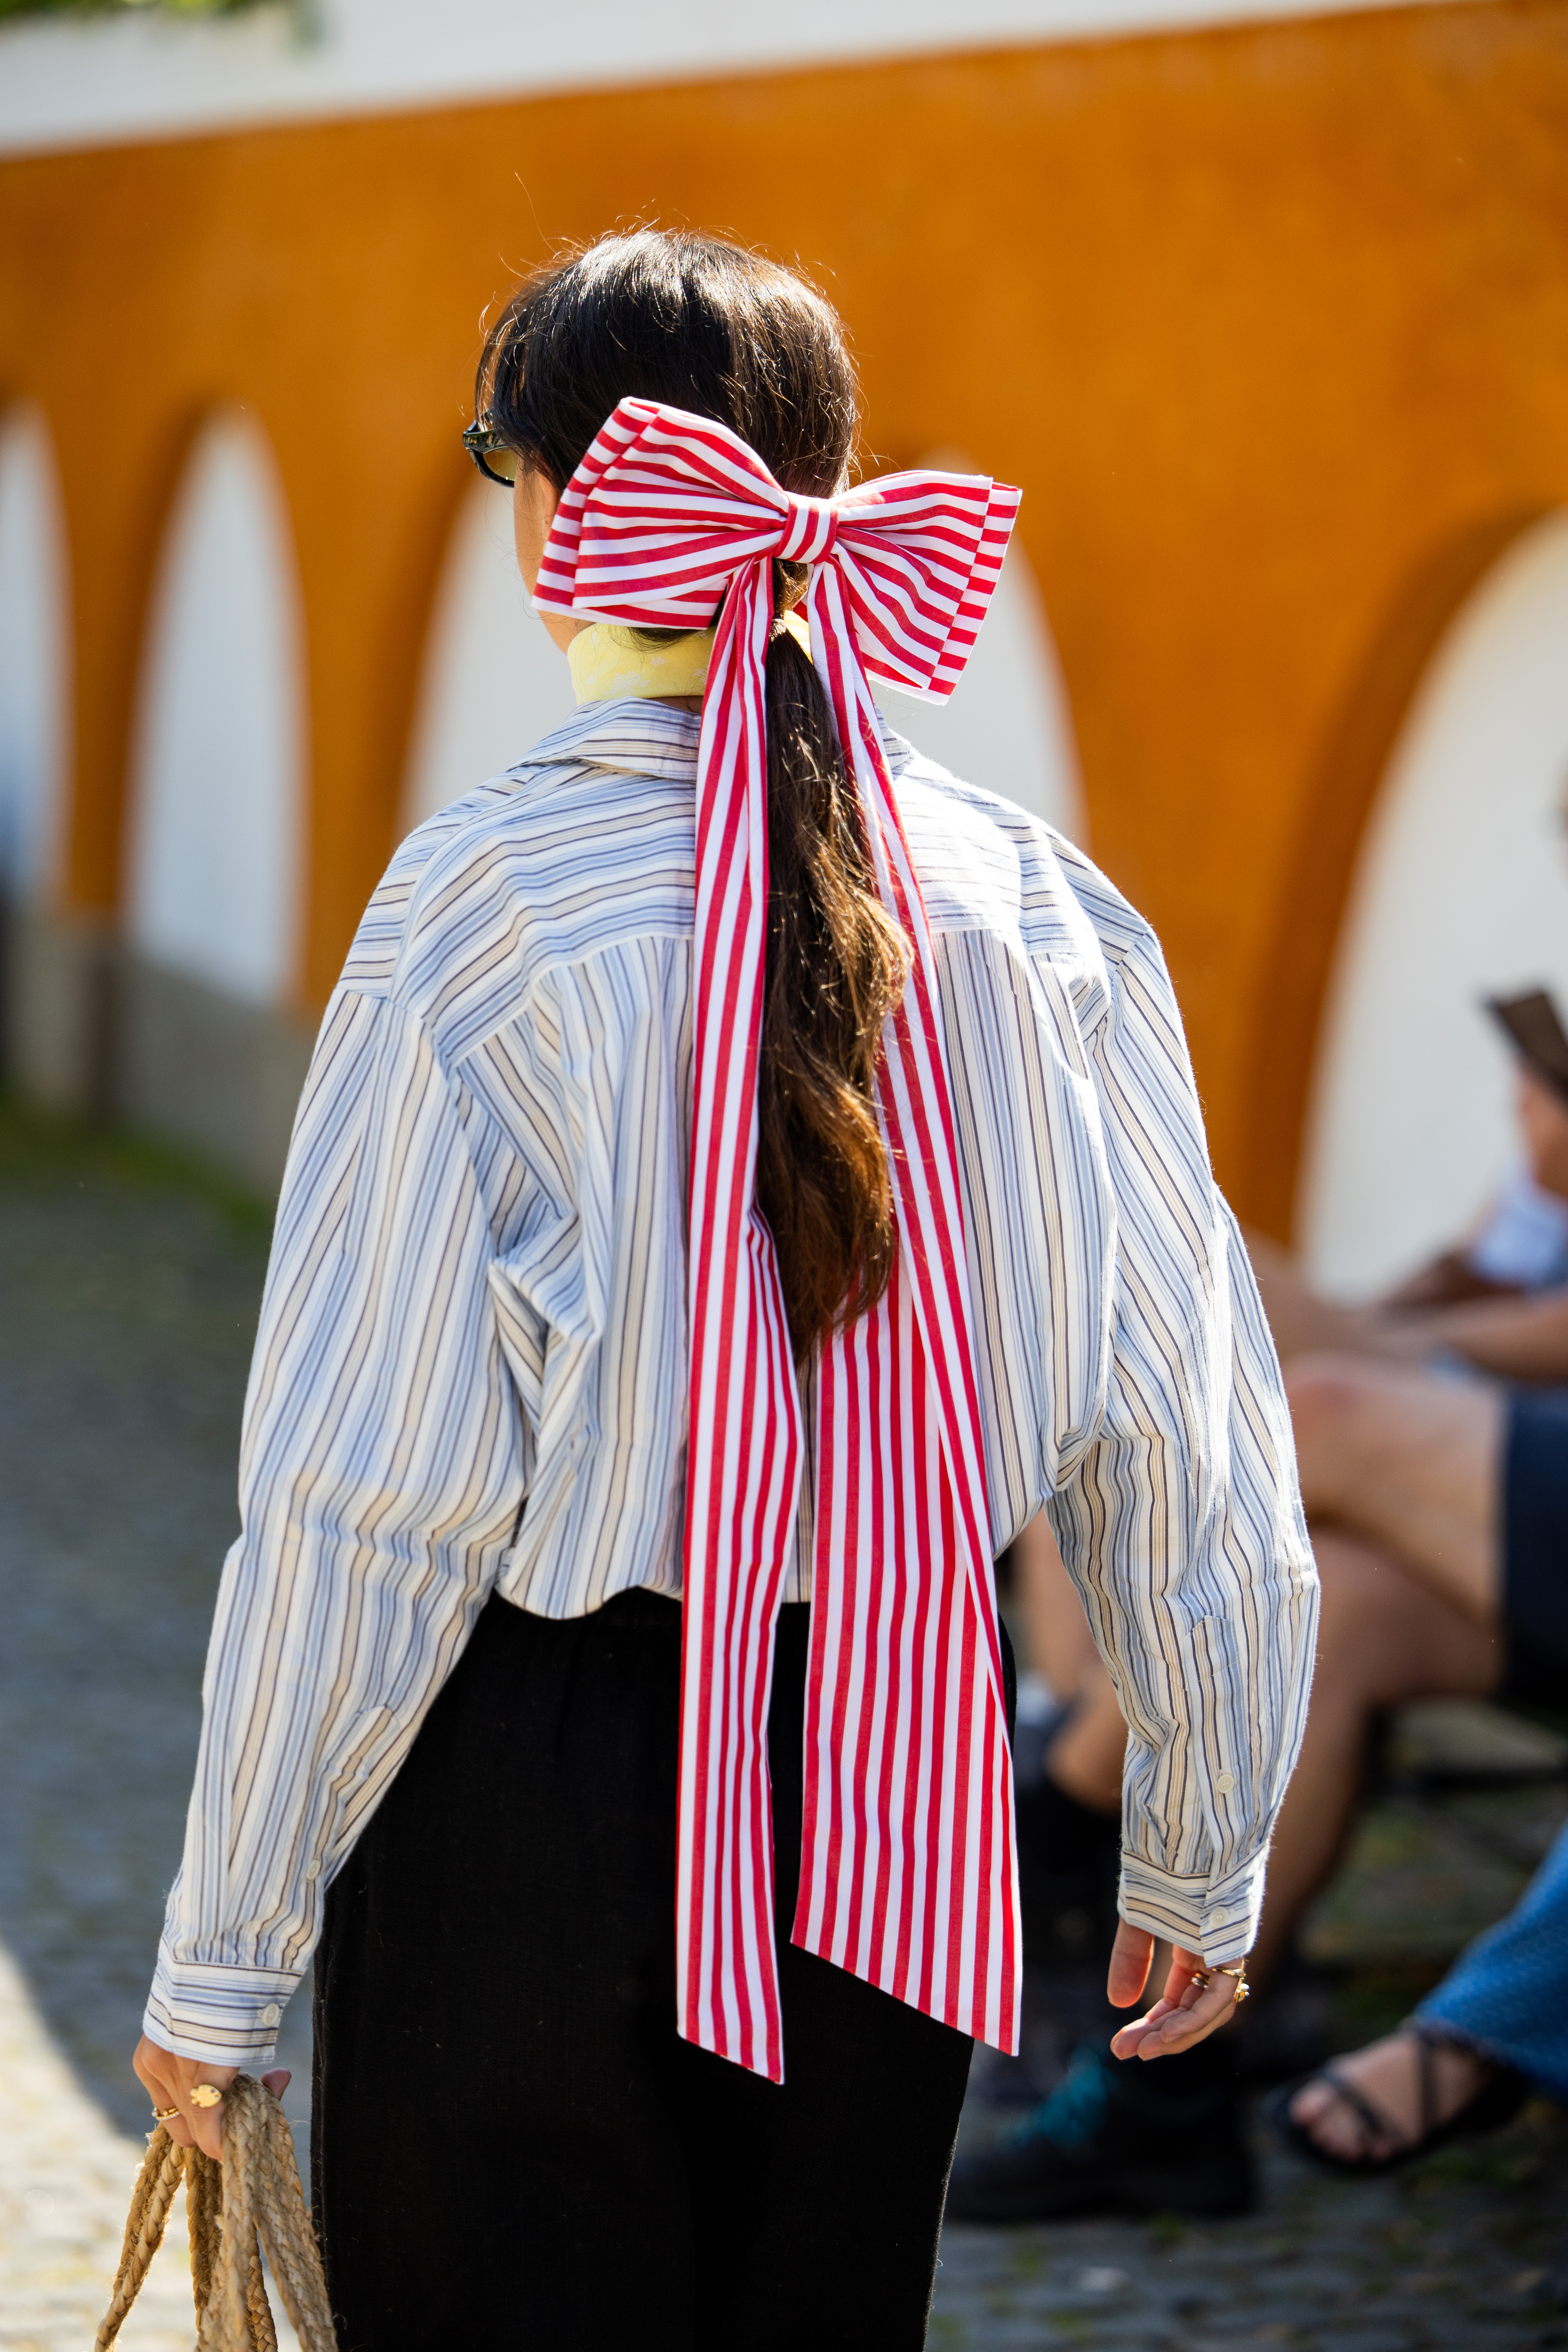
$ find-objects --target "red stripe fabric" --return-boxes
[535,399,1023,2078]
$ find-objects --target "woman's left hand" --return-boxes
[132,2036,290,2161]
[1105,1923,1249,2060]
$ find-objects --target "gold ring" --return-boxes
[151,2103,180,2121]
[1190,1962,1250,2002]
[188,2083,225,2109]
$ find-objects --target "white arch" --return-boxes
[0,401,70,902]
[400,478,573,837]
[1300,512,1568,1298]
[126,411,306,1007]
[891,536,1086,843]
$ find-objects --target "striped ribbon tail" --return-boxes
[675,559,804,2083]
[796,562,1022,2056]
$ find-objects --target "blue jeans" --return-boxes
[1417,1810,1568,2100]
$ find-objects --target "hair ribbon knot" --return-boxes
[776,493,840,564]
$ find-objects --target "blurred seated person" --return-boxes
[1261,1356,1568,1967]
[1004,998,1568,1853]
[961,1027,1568,2220]
[1264,1007,1568,2173]
[1243,1014,1568,1965]
[1247,1052,1568,1385]
[960,1360,1568,2219]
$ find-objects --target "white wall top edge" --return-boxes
[0,0,1471,159]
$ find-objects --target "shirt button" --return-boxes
[1209,1904,1229,1927]
[261,2004,281,2026]
[304,1862,321,1881]
[1215,1772,1236,1795]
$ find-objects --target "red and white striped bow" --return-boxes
[535,398,1023,2080]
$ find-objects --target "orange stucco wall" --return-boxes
[4,0,1568,1228]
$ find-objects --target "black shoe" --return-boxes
[946,2040,1254,2222]
[966,1959,1115,2109]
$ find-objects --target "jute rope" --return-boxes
[94,2075,336,2352]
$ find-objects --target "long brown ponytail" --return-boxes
[477,230,909,1358]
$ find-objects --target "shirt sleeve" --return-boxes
[1044,926,1319,1966]
[144,985,526,2066]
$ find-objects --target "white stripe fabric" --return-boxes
[145,697,1318,2074]
[535,398,1023,2077]
[802,563,1019,2051]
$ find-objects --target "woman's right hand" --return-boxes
[132,2036,290,2161]
[1105,1924,1250,2059]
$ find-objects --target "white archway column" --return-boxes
[891,537,1086,843]
[1300,512,1568,1298]
[0,402,68,904]
[0,401,87,1107]
[400,476,574,838]
[120,409,314,1191]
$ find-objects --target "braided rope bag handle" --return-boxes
[95,2075,336,2352]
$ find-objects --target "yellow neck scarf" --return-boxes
[566,613,813,705]
[568,625,715,705]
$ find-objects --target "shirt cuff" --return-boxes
[143,1954,300,2069]
[1117,1850,1266,1965]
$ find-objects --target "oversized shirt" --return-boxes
[145,699,1318,2067]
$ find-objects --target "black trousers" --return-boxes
[312,1591,975,2350]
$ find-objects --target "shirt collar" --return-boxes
[517,696,914,784]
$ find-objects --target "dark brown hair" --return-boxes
[477,230,908,1357]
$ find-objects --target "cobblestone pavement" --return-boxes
[0,1109,307,2349]
[2,1099,1566,2349]
[931,2107,1568,2349]
[0,1935,299,2352]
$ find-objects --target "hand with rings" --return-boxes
[133,2038,292,2161]
[1188,1962,1250,2003]
[1105,1926,1254,2061]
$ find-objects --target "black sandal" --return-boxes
[1265,2022,1525,2178]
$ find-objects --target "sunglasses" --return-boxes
[462,422,522,489]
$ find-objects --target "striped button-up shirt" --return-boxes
[145,699,1317,2067]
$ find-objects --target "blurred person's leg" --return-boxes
[1044,1671,1129,1814]
[1281,1807,1568,2166]
[1013,1509,1098,1695]
[1249,1529,1500,1979]
[1413,1808,1568,2099]
[1288,1367,1568,1700]
[1015,1518,1503,1984]
[1243,1229,1388,1362]
[1008,1517,1123,1960]
[1258,1379,1568,1988]
[1287,1353,1504,1624]
[1011,1514,1124,1812]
